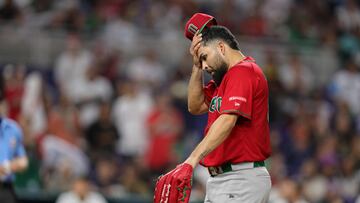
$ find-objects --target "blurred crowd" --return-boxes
[1,0,360,203]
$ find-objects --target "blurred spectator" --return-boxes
[41,135,89,192]
[90,156,124,198]
[145,91,183,174]
[268,152,287,185]
[112,79,152,159]
[331,60,360,115]
[191,166,208,201]
[91,42,122,86]
[0,0,22,24]
[262,50,283,123]
[31,0,54,14]
[239,2,267,37]
[301,159,327,202]
[54,33,92,102]
[56,176,107,203]
[119,162,149,197]
[287,1,320,43]
[71,63,113,128]
[323,186,346,203]
[126,50,167,90]
[337,156,360,202]
[101,10,138,54]
[279,179,309,203]
[333,101,354,151]
[316,136,339,181]
[85,101,119,159]
[336,0,360,32]
[217,0,240,33]
[279,53,314,96]
[260,0,292,37]
[20,72,47,140]
[50,0,84,32]
[280,117,314,176]
[350,136,360,162]
[311,91,333,139]
[169,54,192,106]
[3,64,25,121]
[150,0,183,31]
[321,23,338,47]
[40,94,84,191]
[47,94,81,146]
[263,50,281,84]
[92,0,124,22]
[269,179,309,203]
[337,29,360,61]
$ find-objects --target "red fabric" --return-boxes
[5,85,23,121]
[146,108,183,171]
[47,109,81,147]
[201,56,271,167]
[240,16,267,37]
[154,163,193,203]
[203,80,216,106]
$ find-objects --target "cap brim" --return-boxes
[198,18,213,34]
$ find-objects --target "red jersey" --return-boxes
[201,56,271,167]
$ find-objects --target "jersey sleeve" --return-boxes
[203,80,216,105]
[220,67,253,119]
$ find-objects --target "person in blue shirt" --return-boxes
[0,104,28,202]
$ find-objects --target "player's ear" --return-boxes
[218,41,226,56]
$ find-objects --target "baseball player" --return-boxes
[154,13,271,203]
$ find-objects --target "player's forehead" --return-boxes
[198,43,214,55]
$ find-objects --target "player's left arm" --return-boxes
[184,113,238,168]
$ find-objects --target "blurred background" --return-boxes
[0,0,359,202]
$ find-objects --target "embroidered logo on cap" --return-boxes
[188,24,198,35]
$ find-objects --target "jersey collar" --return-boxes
[236,56,255,65]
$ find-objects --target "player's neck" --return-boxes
[227,51,246,69]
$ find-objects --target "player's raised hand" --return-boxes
[189,31,202,69]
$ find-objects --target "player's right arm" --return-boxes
[188,32,208,115]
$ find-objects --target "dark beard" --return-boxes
[212,61,228,86]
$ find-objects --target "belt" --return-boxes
[208,161,265,177]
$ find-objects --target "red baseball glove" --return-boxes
[154,163,193,203]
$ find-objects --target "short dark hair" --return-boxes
[201,25,240,50]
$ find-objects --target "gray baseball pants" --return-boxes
[204,166,271,203]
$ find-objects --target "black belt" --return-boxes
[208,161,265,177]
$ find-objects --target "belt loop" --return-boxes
[222,163,232,173]
[254,161,265,168]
